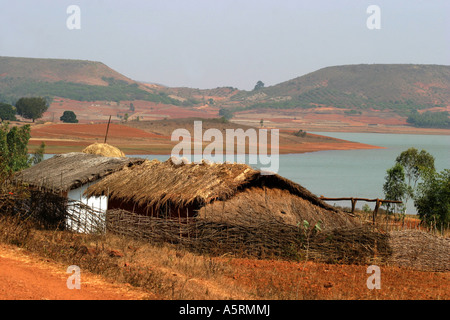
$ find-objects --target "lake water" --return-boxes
[44,131,449,214]
[277,132,449,214]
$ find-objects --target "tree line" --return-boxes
[406,110,450,129]
[0,96,80,123]
[0,97,49,123]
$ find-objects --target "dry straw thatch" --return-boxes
[82,143,126,157]
[86,158,357,229]
[15,153,145,193]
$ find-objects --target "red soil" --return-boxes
[42,98,219,123]
[226,258,449,300]
[0,243,153,300]
[31,123,163,140]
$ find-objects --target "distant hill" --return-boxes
[1,58,449,128]
[0,56,181,105]
[0,56,133,86]
[231,64,450,115]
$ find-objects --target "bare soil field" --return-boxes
[28,119,382,155]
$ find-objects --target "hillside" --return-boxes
[0,56,181,105]
[230,64,450,115]
[0,56,133,86]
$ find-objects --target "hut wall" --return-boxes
[66,182,107,232]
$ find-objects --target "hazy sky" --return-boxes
[0,0,448,90]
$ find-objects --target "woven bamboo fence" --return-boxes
[105,209,394,264]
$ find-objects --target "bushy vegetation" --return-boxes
[218,108,234,121]
[240,94,440,115]
[293,129,307,137]
[60,110,78,123]
[415,169,450,230]
[0,76,182,105]
[407,110,450,129]
[0,102,16,121]
[0,122,44,175]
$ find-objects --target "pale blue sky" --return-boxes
[0,0,448,90]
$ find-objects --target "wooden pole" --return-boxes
[351,198,357,214]
[373,199,380,224]
[104,115,112,144]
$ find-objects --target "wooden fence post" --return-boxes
[351,198,357,214]
[373,199,381,225]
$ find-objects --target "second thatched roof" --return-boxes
[15,152,145,193]
[85,157,339,213]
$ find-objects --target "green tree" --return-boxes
[15,97,48,122]
[382,163,408,214]
[253,80,265,91]
[218,108,234,121]
[383,148,437,216]
[396,147,435,188]
[395,147,435,208]
[0,103,17,121]
[0,122,32,175]
[414,169,450,231]
[130,103,135,112]
[60,110,79,123]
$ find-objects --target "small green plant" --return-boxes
[32,141,46,165]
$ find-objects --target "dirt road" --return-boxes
[0,243,154,300]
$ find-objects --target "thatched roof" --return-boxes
[82,143,125,157]
[15,152,145,193]
[85,157,339,214]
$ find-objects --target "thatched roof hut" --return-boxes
[15,152,145,193]
[86,158,357,230]
[82,143,125,158]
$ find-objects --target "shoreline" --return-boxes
[29,139,384,156]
